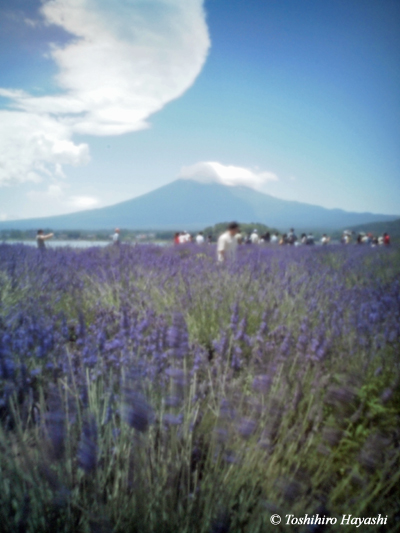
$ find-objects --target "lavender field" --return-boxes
[0,243,399,532]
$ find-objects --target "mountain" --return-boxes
[0,180,397,232]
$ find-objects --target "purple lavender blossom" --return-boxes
[237,417,257,439]
[252,375,272,393]
[163,413,183,426]
[45,410,65,460]
[122,389,154,432]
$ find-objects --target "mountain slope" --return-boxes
[0,180,397,231]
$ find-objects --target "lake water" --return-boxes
[2,240,169,248]
[4,240,119,248]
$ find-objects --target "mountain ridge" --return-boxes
[0,179,397,232]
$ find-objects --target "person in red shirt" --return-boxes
[383,233,390,246]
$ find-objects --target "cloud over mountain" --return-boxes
[0,0,210,185]
[179,161,278,190]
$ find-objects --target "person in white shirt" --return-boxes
[112,228,120,245]
[234,232,243,244]
[321,234,330,245]
[250,229,260,244]
[342,231,351,244]
[196,232,205,244]
[270,233,279,244]
[217,222,240,262]
[344,233,351,244]
[182,232,191,243]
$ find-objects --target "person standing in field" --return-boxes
[234,230,243,244]
[196,232,205,244]
[342,231,351,244]
[306,232,315,245]
[270,232,279,244]
[179,231,190,244]
[262,231,270,243]
[113,228,121,245]
[321,234,330,245]
[36,229,54,250]
[279,233,288,245]
[383,232,391,246]
[250,229,260,244]
[287,228,297,245]
[217,222,240,263]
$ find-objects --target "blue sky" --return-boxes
[0,0,399,220]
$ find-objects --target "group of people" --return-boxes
[215,223,393,263]
[174,231,212,245]
[267,229,322,246]
[224,227,391,248]
[342,230,391,246]
[36,225,392,254]
[173,228,325,247]
[231,228,329,247]
[215,225,328,262]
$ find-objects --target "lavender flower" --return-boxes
[122,388,153,432]
[45,410,65,460]
[237,417,257,439]
[163,413,183,426]
[252,374,272,393]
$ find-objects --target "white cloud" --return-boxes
[67,196,99,209]
[179,161,279,190]
[0,111,90,186]
[27,183,64,200]
[0,0,210,185]
[26,182,99,215]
